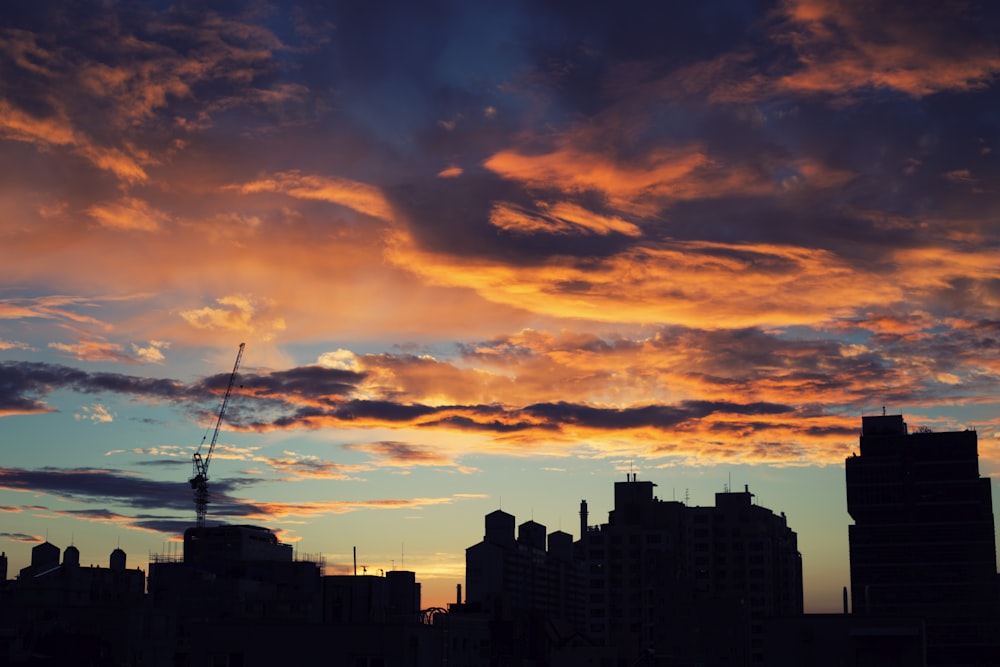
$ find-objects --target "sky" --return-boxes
[1,0,999,612]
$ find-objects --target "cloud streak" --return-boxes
[0,465,470,535]
[9,321,992,468]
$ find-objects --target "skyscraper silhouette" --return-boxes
[460,475,802,664]
[580,476,801,664]
[846,414,1000,665]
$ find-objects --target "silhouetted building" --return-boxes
[759,613,926,666]
[464,510,585,664]
[323,570,422,624]
[0,524,443,666]
[19,540,60,579]
[1,543,145,663]
[145,523,442,666]
[182,522,294,563]
[846,414,1000,665]
[149,525,323,626]
[458,476,803,666]
[580,475,802,665]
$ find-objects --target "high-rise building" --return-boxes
[460,476,803,665]
[465,510,581,620]
[580,475,802,665]
[463,510,585,663]
[846,414,1000,665]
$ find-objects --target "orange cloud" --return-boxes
[385,229,900,328]
[233,171,394,221]
[48,338,136,363]
[180,294,286,341]
[0,12,294,190]
[0,296,113,329]
[0,101,148,183]
[772,0,1000,98]
[665,0,1000,104]
[489,201,642,237]
[244,495,458,519]
[0,338,32,351]
[484,144,723,214]
[132,340,169,363]
[87,197,169,232]
[484,136,851,217]
[345,440,473,472]
[245,452,367,480]
[437,165,463,178]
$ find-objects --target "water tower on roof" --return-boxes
[31,541,60,570]
[63,545,80,567]
[110,547,126,572]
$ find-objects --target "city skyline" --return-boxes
[2,0,1000,613]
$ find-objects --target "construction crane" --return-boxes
[190,342,245,527]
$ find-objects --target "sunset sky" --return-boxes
[2,0,999,612]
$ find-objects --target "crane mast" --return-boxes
[190,342,245,527]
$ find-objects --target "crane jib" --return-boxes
[190,342,245,526]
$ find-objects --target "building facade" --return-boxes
[460,476,803,666]
[0,541,146,664]
[846,414,1000,665]
[579,476,802,665]
[464,510,585,663]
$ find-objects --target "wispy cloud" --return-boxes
[669,0,1000,103]
[232,171,394,221]
[87,197,170,232]
[0,532,41,543]
[0,465,475,534]
[7,308,1000,468]
[75,404,113,423]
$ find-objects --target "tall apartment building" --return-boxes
[580,476,801,665]
[461,477,802,665]
[463,510,584,663]
[846,414,1000,665]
